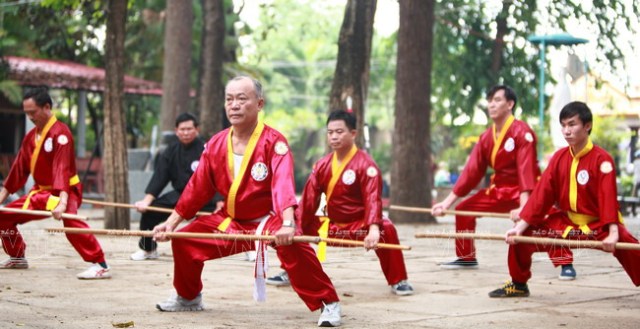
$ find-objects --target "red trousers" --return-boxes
[455,189,573,266]
[508,213,640,286]
[0,189,105,263]
[171,213,339,311]
[304,217,408,285]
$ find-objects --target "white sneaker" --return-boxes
[156,293,204,312]
[0,257,29,269]
[130,249,159,261]
[244,251,257,262]
[318,302,341,327]
[391,280,414,296]
[77,264,111,280]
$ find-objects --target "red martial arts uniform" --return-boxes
[452,116,572,265]
[171,122,339,310]
[299,147,408,285]
[0,116,105,263]
[513,140,640,285]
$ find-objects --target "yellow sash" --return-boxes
[486,115,514,194]
[30,115,57,174]
[217,120,265,232]
[317,145,358,261]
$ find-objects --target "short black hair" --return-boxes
[327,109,357,130]
[487,85,517,110]
[175,112,199,128]
[559,101,592,134]
[23,86,53,108]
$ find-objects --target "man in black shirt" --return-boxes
[130,113,218,260]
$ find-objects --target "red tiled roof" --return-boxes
[6,56,163,96]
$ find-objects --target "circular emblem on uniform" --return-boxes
[44,137,53,152]
[342,169,356,185]
[251,162,269,181]
[274,141,289,155]
[366,166,378,177]
[600,161,613,174]
[190,160,200,172]
[524,132,534,143]
[504,137,515,152]
[577,169,589,185]
[57,135,69,145]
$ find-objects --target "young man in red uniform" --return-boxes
[432,85,575,280]
[0,87,110,279]
[489,101,640,297]
[266,110,413,296]
[153,76,342,327]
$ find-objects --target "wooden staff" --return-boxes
[83,199,213,217]
[415,232,640,251]
[45,227,411,250]
[0,207,87,221]
[390,204,511,219]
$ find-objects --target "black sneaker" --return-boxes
[488,281,530,298]
[391,280,414,296]
[558,264,577,281]
[266,271,290,286]
[440,258,479,269]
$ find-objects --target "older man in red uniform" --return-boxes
[432,85,575,279]
[489,101,640,297]
[153,76,342,327]
[267,110,413,296]
[0,87,110,279]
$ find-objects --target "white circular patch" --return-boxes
[190,160,200,172]
[524,132,534,143]
[600,161,613,174]
[251,162,269,181]
[504,137,515,152]
[44,137,53,152]
[57,135,69,145]
[342,169,356,185]
[577,169,589,185]
[274,141,289,155]
[366,166,378,177]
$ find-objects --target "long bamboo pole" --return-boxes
[390,204,511,219]
[415,232,640,251]
[83,199,213,217]
[45,227,411,250]
[0,207,87,221]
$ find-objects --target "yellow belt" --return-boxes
[22,174,80,210]
[317,216,331,262]
[563,211,624,237]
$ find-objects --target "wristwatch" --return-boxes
[282,219,295,228]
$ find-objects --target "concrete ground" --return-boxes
[1,208,639,328]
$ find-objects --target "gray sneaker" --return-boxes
[318,301,341,327]
[266,271,290,286]
[156,293,204,312]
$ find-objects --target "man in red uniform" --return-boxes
[0,87,110,279]
[432,85,575,280]
[266,110,413,296]
[153,76,342,327]
[489,101,640,297]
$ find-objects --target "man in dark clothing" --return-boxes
[130,113,217,260]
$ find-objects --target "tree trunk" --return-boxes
[197,0,225,139]
[160,0,194,135]
[390,0,435,223]
[329,0,376,149]
[489,0,512,83]
[103,0,130,229]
